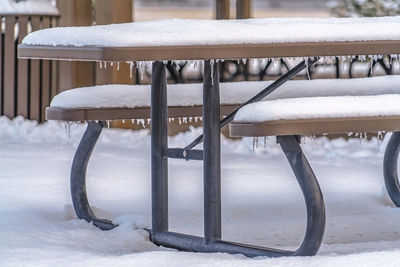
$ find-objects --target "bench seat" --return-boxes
[230,94,400,136]
[47,76,400,121]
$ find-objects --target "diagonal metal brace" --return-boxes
[185,57,320,150]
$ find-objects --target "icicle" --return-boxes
[171,118,175,122]
[129,62,134,78]
[178,117,182,125]
[370,55,374,76]
[347,132,353,137]
[110,62,114,67]
[195,117,199,123]
[122,119,126,124]
[169,118,172,123]
[242,58,247,64]
[106,120,111,128]
[263,137,267,148]
[323,56,327,70]
[139,61,145,81]
[210,60,215,86]
[117,62,120,71]
[272,58,277,71]
[99,61,103,69]
[64,122,71,140]
[147,119,151,125]
[182,117,187,124]
[104,61,107,69]
[137,119,145,128]
[189,117,193,123]
[131,119,135,124]
[146,61,152,73]
[175,63,181,72]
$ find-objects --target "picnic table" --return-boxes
[18,17,400,257]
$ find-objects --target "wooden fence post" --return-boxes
[57,0,94,92]
[95,0,133,86]
[236,0,251,19]
[216,0,230,19]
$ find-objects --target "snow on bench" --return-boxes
[47,75,400,123]
[230,93,400,137]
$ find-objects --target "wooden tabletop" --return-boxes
[17,40,400,62]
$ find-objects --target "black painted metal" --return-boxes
[148,59,325,257]
[185,57,320,150]
[70,121,116,230]
[151,135,325,257]
[203,60,222,242]
[166,148,203,161]
[383,131,400,206]
[151,61,169,234]
[277,135,326,255]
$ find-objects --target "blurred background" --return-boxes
[0,0,399,129]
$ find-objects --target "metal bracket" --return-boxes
[166,148,203,161]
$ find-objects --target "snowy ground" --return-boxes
[1,116,400,266]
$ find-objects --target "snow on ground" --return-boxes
[1,116,400,266]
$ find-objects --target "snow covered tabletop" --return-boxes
[18,17,400,61]
[50,76,400,109]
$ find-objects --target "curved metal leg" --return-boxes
[151,135,326,257]
[70,121,117,230]
[278,135,326,256]
[383,131,400,206]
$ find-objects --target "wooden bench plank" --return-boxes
[230,116,400,137]
[46,104,239,121]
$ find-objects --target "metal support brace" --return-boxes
[151,61,169,235]
[383,131,400,206]
[203,60,222,242]
[151,135,325,257]
[150,59,325,257]
[70,121,117,230]
[185,57,320,150]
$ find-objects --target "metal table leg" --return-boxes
[70,121,117,230]
[150,61,169,236]
[203,60,222,243]
[149,60,326,257]
[384,131,400,206]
